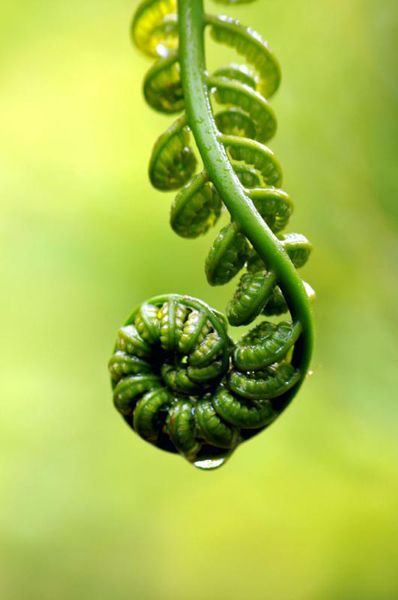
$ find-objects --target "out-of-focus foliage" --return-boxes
[0,1,397,599]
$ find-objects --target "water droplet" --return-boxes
[308,370,314,377]
[194,457,226,470]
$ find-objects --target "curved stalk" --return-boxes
[178,0,314,378]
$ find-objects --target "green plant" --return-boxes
[109,0,315,470]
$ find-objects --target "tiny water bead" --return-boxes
[194,457,226,470]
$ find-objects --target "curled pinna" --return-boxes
[109,0,315,469]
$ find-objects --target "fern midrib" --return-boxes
[177,0,314,378]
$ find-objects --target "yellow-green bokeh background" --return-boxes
[1,1,398,598]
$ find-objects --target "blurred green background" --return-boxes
[1,0,398,598]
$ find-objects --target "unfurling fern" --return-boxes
[109,0,315,470]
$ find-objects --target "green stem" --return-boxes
[177,0,314,377]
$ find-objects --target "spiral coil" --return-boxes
[109,0,315,469]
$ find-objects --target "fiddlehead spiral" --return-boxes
[109,294,238,465]
[109,0,315,469]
